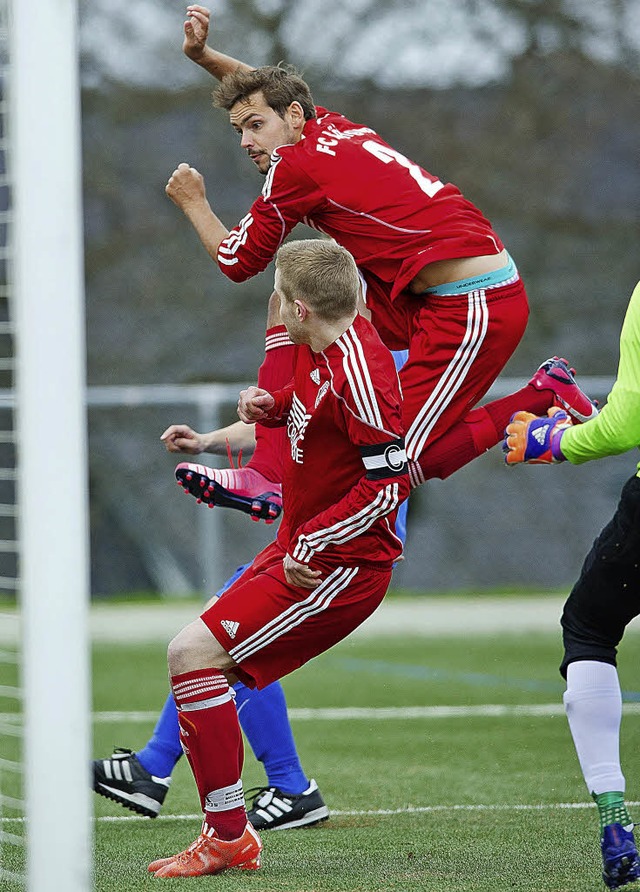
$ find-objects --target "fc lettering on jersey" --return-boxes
[316,138,337,157]
[316,123,376,157]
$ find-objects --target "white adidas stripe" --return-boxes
[262,152,285,200]
[230,567,352,659]
[293,486,397,560]
[221,213,254,251]
[406,288,488,460]
[336,327,383,429]
[406,289,488,461]
[229,567,357,663]
[265,332,294,351]
[228,566,357,663]
[218,213,255,265]
[293,483,399,560]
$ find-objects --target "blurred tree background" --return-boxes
[78,0,640,596]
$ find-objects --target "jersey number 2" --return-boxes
[362,140,443,198]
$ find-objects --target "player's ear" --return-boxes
[287,101,305,132]
[294,299,308,321]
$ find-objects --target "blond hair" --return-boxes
[213,65,316,122]
[275,240,360,322]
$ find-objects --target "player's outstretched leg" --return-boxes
[405,355,598,486]
[175,462,282,523]
[528,356,598,423]
[92,747,171,818]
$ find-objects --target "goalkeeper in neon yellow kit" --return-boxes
[504,281,640,890]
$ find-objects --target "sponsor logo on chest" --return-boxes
[288,375,331,463]
[287,394,312,464]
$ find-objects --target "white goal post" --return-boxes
[11,0,92,889]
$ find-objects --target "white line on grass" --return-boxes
[87,702,640,722]
[77,799,640,822]
[4,801,640,825]
[3,703,640,726]
[4,703,640,723]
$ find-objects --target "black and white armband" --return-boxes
[360,438,408,480]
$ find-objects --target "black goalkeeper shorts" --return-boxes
[560,473,640,678]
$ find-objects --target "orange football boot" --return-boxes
[149,822,262,877]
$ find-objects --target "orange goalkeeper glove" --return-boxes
[503,407,573,465]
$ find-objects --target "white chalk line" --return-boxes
[3,702,640,725]
[54,702,640,723]
[4,801,640,825]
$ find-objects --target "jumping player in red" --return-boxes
[164,5,596,517]
[148,239,410,877]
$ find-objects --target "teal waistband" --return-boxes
[423,254,517,296]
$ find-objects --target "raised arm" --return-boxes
[183,5,255,81]
[165,162,230,260]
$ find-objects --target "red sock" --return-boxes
[411,383,553,483]
[246,325,296,483]
[172,668,247,841]
[481,382,553,441]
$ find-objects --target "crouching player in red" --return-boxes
[148,239,410,877]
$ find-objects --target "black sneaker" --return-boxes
[246,779,329,831]
[92,747,170,818]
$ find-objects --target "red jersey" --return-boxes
[217,106,504,306]
[260,314,410,568]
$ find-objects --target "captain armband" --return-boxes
[360,438,408,480]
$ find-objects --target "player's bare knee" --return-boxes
[168,619,234,676]
[167,626,192,675]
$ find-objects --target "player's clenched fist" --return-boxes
[166,163,206,211]
[503,407,573,465]
[237,386,275,424]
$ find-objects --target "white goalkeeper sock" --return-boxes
[563,660,625,795]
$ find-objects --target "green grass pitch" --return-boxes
[2,616,639,890]
[87,627,640,891]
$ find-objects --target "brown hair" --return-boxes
[276,239,360,322]
[213,64,316,122]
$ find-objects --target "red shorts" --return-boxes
[200,541,392,689]
[400,278,529,461]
